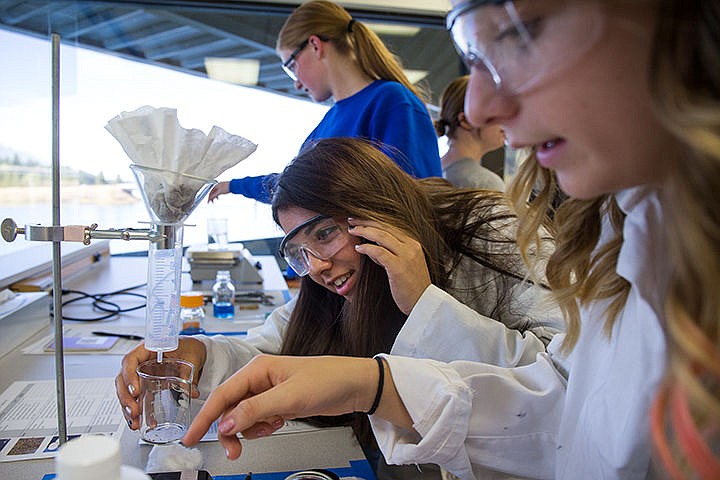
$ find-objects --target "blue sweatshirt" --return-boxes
[229,80,441,203]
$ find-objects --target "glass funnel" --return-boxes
[130,164,216,225]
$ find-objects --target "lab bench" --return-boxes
[0,253,370,479]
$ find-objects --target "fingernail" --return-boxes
[128,384,136,395]
[219,417,235,434]
[225,448,230,458]
[124,405,132,416]
[256,428,270,437]
[272,418,284,428]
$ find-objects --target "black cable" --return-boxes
[51,283,147,321]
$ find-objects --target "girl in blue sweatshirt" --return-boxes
[207,0,441,204]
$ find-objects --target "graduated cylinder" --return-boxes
[144,223,184,353]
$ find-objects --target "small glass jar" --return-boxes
[179,291,205,335]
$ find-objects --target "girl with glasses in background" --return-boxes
[207,0,442,205]
[116,137,561,478]
[180,1,720,479]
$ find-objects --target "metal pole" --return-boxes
[51,32,68,445]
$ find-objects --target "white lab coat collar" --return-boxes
[614,186,670,324]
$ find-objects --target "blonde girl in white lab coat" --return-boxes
[180,1,720,478]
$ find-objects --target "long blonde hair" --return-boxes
[511,0,720,475]
[649,0,720,475]
[276,0,427,101]
[508,149,629,353]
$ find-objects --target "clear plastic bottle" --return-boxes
[179,291,206,335]
[212,270,235,319]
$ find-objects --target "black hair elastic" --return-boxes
[348,18,356,33]
[365,356,385,415]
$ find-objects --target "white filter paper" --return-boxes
[105,106,258,222]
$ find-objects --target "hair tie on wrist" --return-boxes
[348,18,356,33]
[365,356,384,415]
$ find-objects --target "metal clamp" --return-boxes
[1,217,159,245]
[1,218,87,243]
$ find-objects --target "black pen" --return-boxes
[92,331,144,341]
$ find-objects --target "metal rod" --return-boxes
[89,227,158,242]
[51,32,68,446]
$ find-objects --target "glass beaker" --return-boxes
[207,217,229,250]
[137,358,194,444]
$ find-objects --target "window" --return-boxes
[0,0,454,257]
[0,12,329,256]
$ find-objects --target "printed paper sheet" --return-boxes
[0,378,124,462]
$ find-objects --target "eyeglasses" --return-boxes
[278,215,351,276]
[446,0,604,95]
[281,39,309,81]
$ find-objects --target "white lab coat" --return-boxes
[370,187,668,480]
[195,216,564,399]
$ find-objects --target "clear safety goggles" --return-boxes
[278,215,350,276]
[281,39,309,82]
[446,0,605,95]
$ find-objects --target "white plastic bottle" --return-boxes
[55,434,150,480]
[212,270,235,319]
